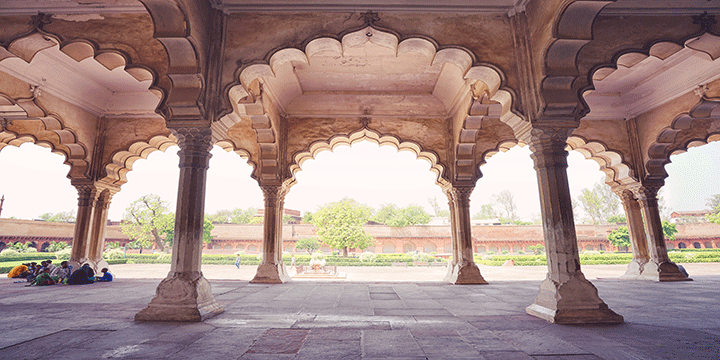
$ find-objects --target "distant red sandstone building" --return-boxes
[1,218,718,254]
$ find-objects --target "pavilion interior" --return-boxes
[1,0,720,335]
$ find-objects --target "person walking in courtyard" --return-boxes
[235,254,241,269]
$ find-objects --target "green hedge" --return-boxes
[0,253,58,262]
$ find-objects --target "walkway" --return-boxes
[1,265,719,359]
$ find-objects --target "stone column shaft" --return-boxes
[635,184,690,281]
[69,185,99,269]
[618,190,649,277]
[443,185,487,285]
[526,126,622,324]
[251,185,291,283]
[87,192,114,271]
[135,127,223,322]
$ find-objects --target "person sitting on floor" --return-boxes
[66,264,95,285]
[7,263,29,278]
[44,260,56,274]
[95,268,113,282]
[26,263,43,282]
[50,261,71,283]
[27,268,56,286]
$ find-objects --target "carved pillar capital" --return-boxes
[171,127,213,169]
[528,125,574,170]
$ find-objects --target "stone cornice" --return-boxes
[210,0,522,14]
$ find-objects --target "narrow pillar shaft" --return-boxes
[619,190,649,277]
[635,184,690,281]
[251,185,290,283]
[69,185,98,268]
[87,192,113,271]
[526,126,622,324]
[135,127,224,322]
[443,186,487,285]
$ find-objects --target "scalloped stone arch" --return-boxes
[228,26,522,184]
[288,128,449,190]
[102,135,177,186]
[0,119,88,180]
[566,136,635,186]
[541,0,613,118]
[0,32,162,116]
[646,99,720,180]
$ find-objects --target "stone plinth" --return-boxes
[250,262,291,284]
[134,271,224,322]
[444,261,488,285]
[526,274,623,324]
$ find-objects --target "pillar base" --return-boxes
[135,271,224,322]
[526,274,623,324]
[87,258,109,273]
[620,258,648,278]
[250,262,291,284]
[641,261,692,282]
[444,261,488,285]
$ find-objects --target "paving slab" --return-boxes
[1,265,720,359]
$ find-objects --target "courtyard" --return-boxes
[1,264,719,359]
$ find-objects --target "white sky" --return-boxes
[0,140,719,221]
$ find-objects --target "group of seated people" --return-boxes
[7,260,113,286]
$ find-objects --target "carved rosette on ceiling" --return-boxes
[221,25,523,185]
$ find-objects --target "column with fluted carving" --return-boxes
[251,184,291,283]
[443,185,487,284]
[69,183,99,270]
[135,127,224,322]
[86,188,118,272]
[634,182,690,281]
[526,125,622,324]
[616,188,649,278]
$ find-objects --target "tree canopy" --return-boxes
[121,194,174,252]
[576,181,621,224]
[295,238,320,254]
[39,210,76,223]
[492,190,518,222]
[707,194,720,225]
[207,207,258,224]
[371,203,431,227]
[312,198,374,257]
[607,226,631,249]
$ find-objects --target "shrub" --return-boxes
[46,241,68,252]
[0,249,20,257]
[103,249,125,260]
[501,250,509,254]
[156,253,171,262]
[55,248,72,260]
[359,253,377,262]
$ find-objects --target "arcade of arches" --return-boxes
[2,1,720,324]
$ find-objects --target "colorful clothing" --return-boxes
[30,273,55,286]
[95,272,113,282]
[7,265,28,278]
[67,265,95,285]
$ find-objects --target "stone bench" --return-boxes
[391,262,408,267]
[412,261,429,266]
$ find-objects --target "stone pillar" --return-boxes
[135,127,224,322]
[251,185,291,283]
[617,189,649,278]
[69,183,99,270]
[634,183,691,282]
[443,185,487,284]
[526,126,622,324]
[86,189,117,272]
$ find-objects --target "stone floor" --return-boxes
[1,271,719,359]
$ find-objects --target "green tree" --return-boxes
[576,181,620,224]
[121,194,174,252]
[312,198,374,257]
[608,226,631,249]
[473,204,497,220]
[295,238,320,254]
[492,190,518,222]
[427,197,449,217]
[372,204,431,227]
[607,214,627,224]
[662,220,677,241]
[208,207,258,224]
[303,211,314,224]
[707,194,720,224]
[39,210,76,222]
